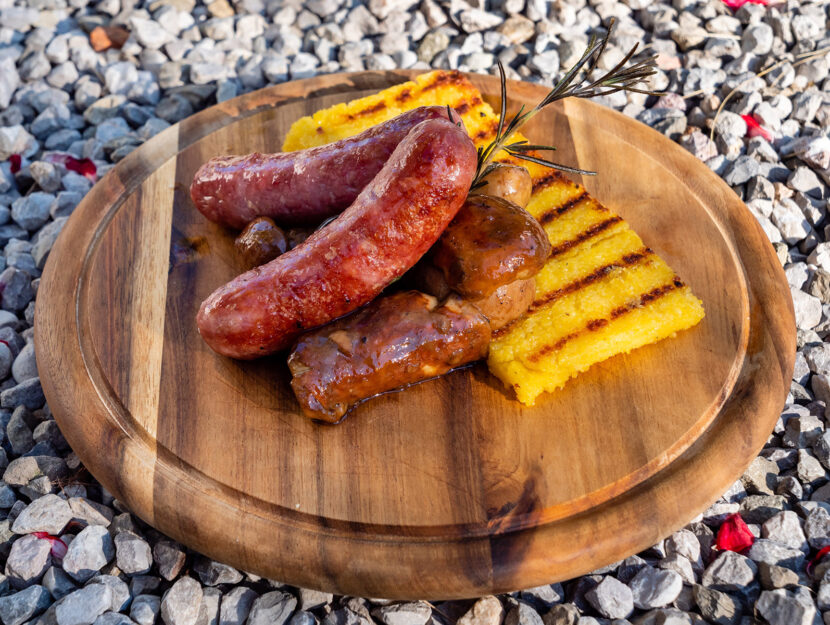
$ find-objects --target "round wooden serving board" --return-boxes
[36,71,795,599]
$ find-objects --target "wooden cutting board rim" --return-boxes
[34,70,795,598]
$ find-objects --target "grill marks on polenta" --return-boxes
[530,247,654,311]
[281,70,705,405]
[548,216,623,257]
[525,279,683,364]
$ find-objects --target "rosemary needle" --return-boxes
[470,19,661,189]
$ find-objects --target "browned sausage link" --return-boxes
[234,217,288,269]
[196,118,477,359]
[288,291,491,422]
[430,194,551,299]
[190,106,460,229]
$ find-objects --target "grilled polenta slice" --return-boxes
[490,173,704,404]
[283,70,543,174]
[285,70,705,405]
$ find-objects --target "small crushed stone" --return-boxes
[0,0,829,621]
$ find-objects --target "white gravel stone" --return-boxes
[12,494,71,535]
[701,551,757,591]
[56,584,112,625]
[61,525,114,583]
[456,596,503,625]
[0,585,52,625]
[131,595,161,625]
[114,532,153,575]
[585,577,633,620]
[5,534,52,589]
[161,577,203,625]
[756,588,816,625]
[218,587,257,625]
[374,603,431,625]
[628,566,683,609]
[247,591,296,625]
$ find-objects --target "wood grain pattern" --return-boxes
[35,71,794,599]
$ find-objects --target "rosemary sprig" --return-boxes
[471,19,660,189]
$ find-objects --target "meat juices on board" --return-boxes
[190,106,461,229]
[196,117,478,359]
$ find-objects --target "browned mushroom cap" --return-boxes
[470,163,532,208]
[234,217,288,269]
[430,194,551,299]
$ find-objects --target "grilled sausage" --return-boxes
[471,163,533,208]
[196,117,477,359]
[288,291,491,422]
[190,106,460,229]
[234,217,288,269]
[430,194,551,299]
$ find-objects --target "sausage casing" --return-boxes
[196,118,477,359]
[190,106,458,229]
[288,291,491,422]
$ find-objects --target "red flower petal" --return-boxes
[716,513,755,553]
[741,114,773,142]
[44,153,98,183]
[32,531,68,559]
[722,0,771,9]
[9,154,21,174]
[66,157,97,181]
[808,545,830,577]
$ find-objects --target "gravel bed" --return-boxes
[0,0,829,622]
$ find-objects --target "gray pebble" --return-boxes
[755,588,816,625]
[12,494,71,535]
[114,532,152,576]
[5,534,52,589]
[42,566,76,600]
[218,587,257,625]
[701,550,757,591]
[62,525,115,583]
[87,575,131,613]
[373,603,431,625]
[0,584,52,625]
[1,377,45,410]
[585,577,633,620]
[131,595,161,625]
[193,557,241,587]
[55,584,112,625]
[747,539,806,571]
[3,455,67,487]
[247,591,296,625]
[12,341,37,383]
[161,577,203,625]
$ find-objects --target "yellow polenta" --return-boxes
[283,70,705,406]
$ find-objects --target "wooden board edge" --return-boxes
[34,71,796,599]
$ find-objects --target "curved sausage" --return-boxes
[288,291,490,422]
[197,118,477,359]
[190,106,460,229]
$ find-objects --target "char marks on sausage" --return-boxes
[288,291,491,422]
[196,117,478,359]
[190,106,459,229]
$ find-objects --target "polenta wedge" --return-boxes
[284,70,705,406]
